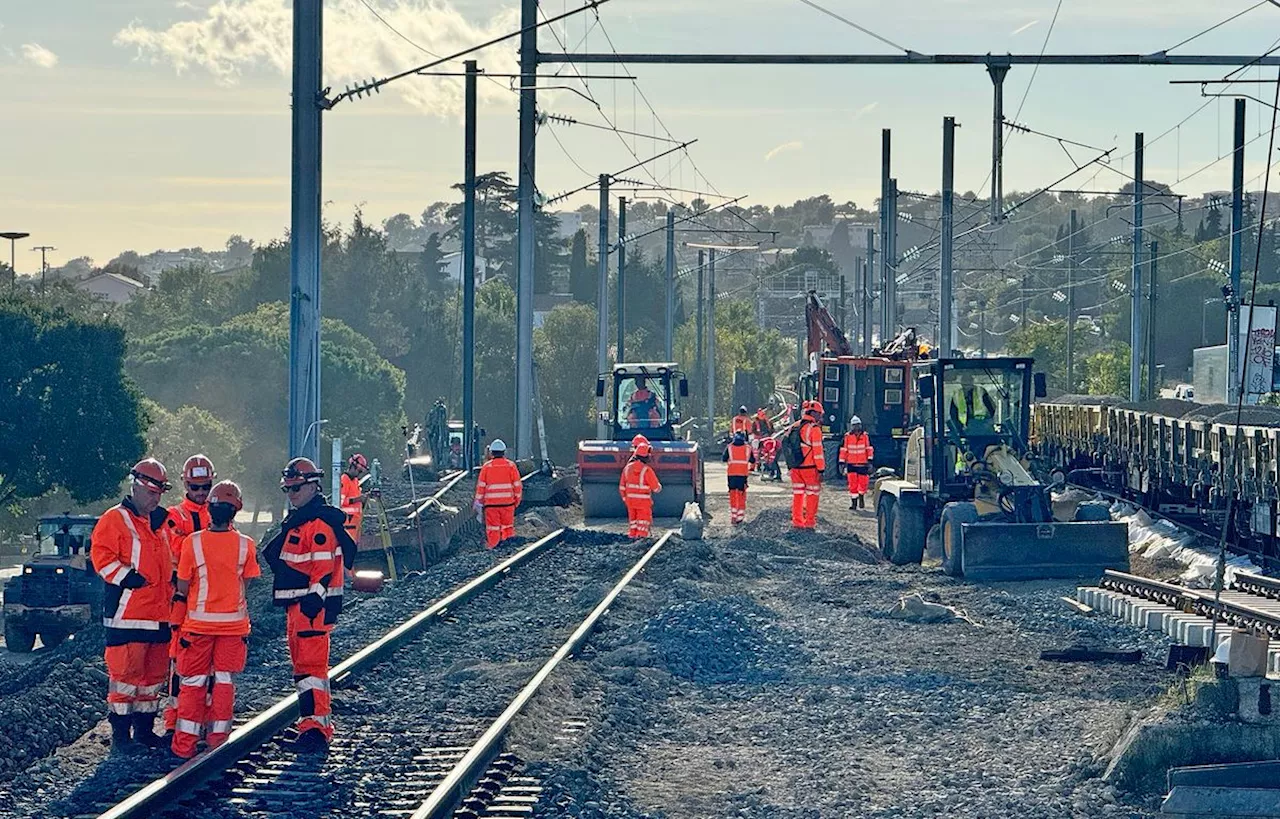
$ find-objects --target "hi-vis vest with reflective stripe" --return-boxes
[181,530,259,636]
[90,503,172,642]
[339,473,364,535]
[271,517,346,624]
[840,432,872,465]
[164,498,210,558]
[951,387,992,425]
[476,457,523,508]
[726,443,752,477]
[731,414,751,435]
[619,460,660,503]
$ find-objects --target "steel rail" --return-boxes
[1233,570,1280,600]
[97,528,570,819]
[411,530,678,819]
[1100,569,1280,638]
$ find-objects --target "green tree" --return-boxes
[119,264,238,338]
[568,229,592,304]
[675,298,789,417]
[534,303,599,461]
[145,403,247,482]
[1006,320,1071,393]
[1080,345,1130,397]
[0,295,148,509]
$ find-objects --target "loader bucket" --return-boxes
[956,521,1129,582]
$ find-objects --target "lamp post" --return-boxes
[32,245,55,297]
[0,232,29,287]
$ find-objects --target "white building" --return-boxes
[77,272,146,305]
[439,252,492,285]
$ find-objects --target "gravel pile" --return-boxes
[642,597,803,684]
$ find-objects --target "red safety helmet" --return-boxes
[348,453,368,472]
[130,458,172,493]
[803,399,824,417]
[631,434,650,450]
[182,454,216,485]
[281,457,324,489]
[208,480,244,512]
[634,441,653,458]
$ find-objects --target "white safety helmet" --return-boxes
[849,415,863,427]
[490,438,507,452]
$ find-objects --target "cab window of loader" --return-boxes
[618,377,669,429]
[38,521,94,556]
[943,368,1023,441]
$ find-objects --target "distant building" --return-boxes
[76,272,147,305]
[439,252,492,285]
[533,293,573,329]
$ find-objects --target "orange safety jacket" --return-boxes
[339,473,364,537]
[619,459,662,504]
[840,432,874,468]
[91,499,173,646]
[476,456,523,508]
[164,497,211,559]
[178,529,260,636]
[798,420,826,471]
[262,495,357,626]
[723,442,754,477]
[751,414,774,437]
[730,414,752,435]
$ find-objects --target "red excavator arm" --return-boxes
[805,290,854,357]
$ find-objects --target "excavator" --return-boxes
[799,291,924,477]
[875,357,1129,581]
[577,363,707,518]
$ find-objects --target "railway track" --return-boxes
[81,527,675,819]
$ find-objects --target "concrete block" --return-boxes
[1105,710,1280,795]
[1170,760,1280,790]
[1162,785,1280,817]
[1146,607,1170,631]
[1186,621,1213,648]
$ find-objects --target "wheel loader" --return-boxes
[577,363,706,518]
[876,357,1129,581]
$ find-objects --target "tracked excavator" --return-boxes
[577,363,706,518]
[876,357,1129,581]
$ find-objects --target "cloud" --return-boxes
[764,141,803,162]
[1010,20,1040,36]
[114,0,520,118]
[21,43,59,68]
[852,101,879,119]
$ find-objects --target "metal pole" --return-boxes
[695,250,705,400]
[1130,132,1144,403]
[838,274,847,332]
[462,61,478,471]
[616,197,627,362]
[1147,240,1158,400]
[887,179,899,337]
[987,63,1010,224]
[514,0,538,459]
[879,130,891,342]
[665,210,675,360]
[865,229,875,352]
[706,248,717,432]
[595,175,610,438]
[1067,209,1077,392]
[289,0,323,463]
[979,299,987,358]
[941,116,956,357]
[1229,98,1246,404]
[331,437,342,504]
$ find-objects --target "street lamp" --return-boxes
[0,232,29,288]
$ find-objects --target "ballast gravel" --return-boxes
[513,490,1174,819]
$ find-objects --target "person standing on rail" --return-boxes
[159,454,215,736]
[339,454,372,545]
[839,416,874,511]
[473,439,523,548]
[722,431,755,525]
[262,458,356,751]
[620,436,662,538]
[789,401,826,530]
[91,458,174,751]
[170,480,260,759]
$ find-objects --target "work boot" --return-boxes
[291,728,330,754]
[132,714,168,748]
[109,714,135,753]
[850,497,856,510]
[858,495,866,510]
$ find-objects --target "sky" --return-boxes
[0,0,1278,270]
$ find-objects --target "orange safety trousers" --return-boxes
[790,468,821,529]
[287,606,333,740]
[106,642,169,717]
[171,633,248,759]
[626,500,653,538]
[728,489,747,524]
[483,506,516,549]
[847,470,869,496]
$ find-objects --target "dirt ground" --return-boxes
[513,462,1173,819]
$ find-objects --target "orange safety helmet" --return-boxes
[803,399,824,417]
[182,454,216,485]
[280,457,324,488]
[630,434,650,451]
[208,480,244,512]
[633,441,653,458]
[130,458,172,493]
[348,453,369,472]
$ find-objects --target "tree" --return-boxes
[568,230,592,304]
[0,296,148,509]
[534,303,599,462]
[674,298,789,416]
[119,264,238,338]
[1006,320,1071,393]
[145,403,246,482]
[1081,345,1130,397]
[224,235,255,267]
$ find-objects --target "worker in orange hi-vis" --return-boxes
[721,431,755,525]
[790,400,826,529]
[91,458,175,751]
[159,454,215,737]
[473,439,523,548]
[338,453,371,544]
[619,436,662,538]
[730,406,752,438]
[171,480,260,759]
[839,416,875,511]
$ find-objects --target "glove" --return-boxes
[120,570,147,589]
[299,592,324,620]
